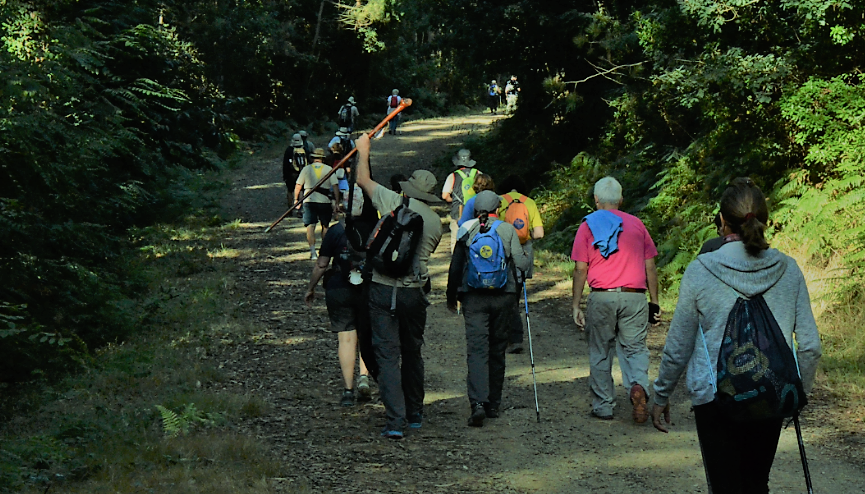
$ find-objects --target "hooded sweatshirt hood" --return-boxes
[697,242,788,298]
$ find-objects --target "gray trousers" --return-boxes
[585,291,650,415]
[463,291,515,407]
[368,282,428,431]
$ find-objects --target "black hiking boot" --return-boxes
[340,389,355,407]
[484,403,499,419]
[468,402,486,427]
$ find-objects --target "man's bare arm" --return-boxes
[532,225,545,240]
[572,261,589,327]
[355,134,379,197]
[645,257,659,305]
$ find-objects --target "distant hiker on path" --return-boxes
[447,190,530,427]
[571,176,660,423]
[327,127,355,170]
[355,134,443,439]
[651,177,822,494]
[505,75,520,114]
[442,149,482,252]
[338,97,360,133]
[498,175,544,354]
[386,89,402,135]
[299,130,315,155]
[294,148,340,260]
[283,133,308,208]
[487,80,501,114]
[304,217,372,407]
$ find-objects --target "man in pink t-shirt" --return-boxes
[571,176,661,424]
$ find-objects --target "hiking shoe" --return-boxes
[468,403,486,427]
[340,389,355,407]
[484,403,499,419]
[507,343,524,354]
[310,250,318,260]
[630,384,649,424]
[380,429,404,440]
[591,409,614,420]
[357,375,371,401]
[407,412,423,429]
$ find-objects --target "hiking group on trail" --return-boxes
[278,107,822,492]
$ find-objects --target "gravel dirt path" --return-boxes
[214,113,865,493]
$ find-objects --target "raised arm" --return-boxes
[355,134,379,198]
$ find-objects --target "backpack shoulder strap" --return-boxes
[455,168,468,180]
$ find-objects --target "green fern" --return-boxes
[155,405,183,437]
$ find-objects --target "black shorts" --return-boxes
[302,202,332,227]
[325,287,363,333]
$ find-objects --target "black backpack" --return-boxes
[702,291,808,422]
[365,195,424,279]
[338,104,352,127]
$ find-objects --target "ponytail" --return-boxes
[478,212,490,232]
[720,177,770,256]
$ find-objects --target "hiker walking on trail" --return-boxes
[294,148,340,260]
[305,218,372,407]
[487,80,501,114]
[447,190,530,427]
[497,175,544,354]
[457,173,496,227]
[354,134,443,439]
[337,96,360,133]
[299,130,315,155]
[504,75,520,114]
[651,178,821,494]
[571,176,660,423]
[442,149,483,252]
[386,89,402,135]
[283,133,308,208]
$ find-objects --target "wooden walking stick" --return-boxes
[265,98,413,233]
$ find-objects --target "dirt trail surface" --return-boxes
[215,114,864,493]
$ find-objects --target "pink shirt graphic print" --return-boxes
[570,210,658,289]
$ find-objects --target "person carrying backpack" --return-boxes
[447,190,530,427]
[505,75,520,114]
[337,96,360,133]
[283,133,307,208]
[386,89,402,135]
[497,175,545,354]
[294,148,340,259]
[441,149,483,252]
[487,80,501,114]
[305,216,373,407]
[651,178,821,494]
[354,134,443,439]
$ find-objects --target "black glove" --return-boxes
[649,303,661,324]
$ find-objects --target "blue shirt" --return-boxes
[457,196,479,227]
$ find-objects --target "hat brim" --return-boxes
[399,181,441,203]
[335,131,350,137]
[452,157,476,168]
[291,140,303,146]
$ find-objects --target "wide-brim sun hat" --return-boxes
[452,148,476,168]
[392,89,399,96]
[474,190,501,215]
[311,148,326,159]
[335,127,351,137]
[348,96,356,104]
[399,170,440,203]
[291,133,302,146]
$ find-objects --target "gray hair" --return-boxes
[594,176,623,205]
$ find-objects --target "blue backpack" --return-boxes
[466,220,508,290]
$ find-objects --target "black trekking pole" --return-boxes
[522,281,540,423]
[793,413,814,494]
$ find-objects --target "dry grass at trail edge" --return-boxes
[0,213,284,493]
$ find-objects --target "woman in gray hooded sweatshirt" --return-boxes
[651,178,821,494]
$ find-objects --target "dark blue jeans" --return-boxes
[368,282,427,432]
